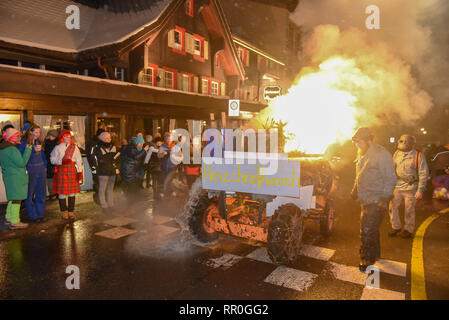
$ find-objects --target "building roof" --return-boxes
[220,0,296,63]
[0,0,172,52]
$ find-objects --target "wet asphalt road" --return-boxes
[0,187,448,300]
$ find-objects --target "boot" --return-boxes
[9,221,29,230]
[68,196,76,220]
[59,198,69,220]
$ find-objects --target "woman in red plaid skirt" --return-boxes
[50,129,84,220]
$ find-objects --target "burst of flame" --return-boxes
[253,25,433,155]
[261,56,360,154]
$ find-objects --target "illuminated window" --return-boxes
[211,81,219,95]
[194,38,201,56]
[165,70,174,89]
[201,79,208,94]
[174,30,182,50]
[142,68,153,85]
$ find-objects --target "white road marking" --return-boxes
[149,225,179,240]
[264,266,318,292]
[104,217,137,227]
[328,262,368,286]
[95,227,137,240]
[205,253,243,270]
[300,245,335,261]
[151,215,174,225]
[246,247,273,264]
[361,287,406,300]
[375,259,407,277]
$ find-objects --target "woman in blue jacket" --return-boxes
[18,123,47,223]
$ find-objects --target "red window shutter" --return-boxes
[148,63,158,86]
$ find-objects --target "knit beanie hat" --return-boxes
[134,136,145,144]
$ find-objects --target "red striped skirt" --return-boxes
[53,163,80,195]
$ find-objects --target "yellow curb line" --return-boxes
[411,207,449,300]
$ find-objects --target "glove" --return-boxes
[91,167,97,175]
[62,158,73,165]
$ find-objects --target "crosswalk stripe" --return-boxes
[328,262,367,286]
[360,287,405,300]
[300,245,335,261]
[204,253,243,270]
[375,259,407,277]
[264,266,318,292]
[246,247,273,264]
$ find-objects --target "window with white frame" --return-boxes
[141,68,153,85]
[211,81,219,95]
[201,79,208,94]
[182,74,190,92]
[165,70,174,89]
[114,67,125,81]
[174,30,182,50]
[194,38,201,56]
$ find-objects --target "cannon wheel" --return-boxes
[267,203,304,265]
[189,193,219,243]
[320,199,334,237]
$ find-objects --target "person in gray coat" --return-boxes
[350,128,397,272]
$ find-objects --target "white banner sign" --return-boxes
[202,159,301,197]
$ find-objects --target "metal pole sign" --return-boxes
[228,99,240,117]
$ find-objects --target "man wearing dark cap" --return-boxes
[351,128,397,272]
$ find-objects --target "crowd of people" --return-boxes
[0,121,202,230]
[0,122,84,229]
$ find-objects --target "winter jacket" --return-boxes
[393,149,429,193]
[352,143,397,205]
[86,136,100,170]
[44,139,58,178]
[91,141,120,176]
[120,143,146,182]
[0,141,32,200]
[50,142,83,173]
[145,143,161,172]
[159,143,183,173]
[18,138,47,170]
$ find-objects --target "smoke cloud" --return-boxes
[290,0,449,107]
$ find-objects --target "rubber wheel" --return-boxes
[189,193,219,243]
[267,203,304,265]
[320,199,334,237]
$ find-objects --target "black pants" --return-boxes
[123,180,141,202]
[360,203,385,263]
[149,171,162,195]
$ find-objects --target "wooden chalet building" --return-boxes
[0,0,269,148]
